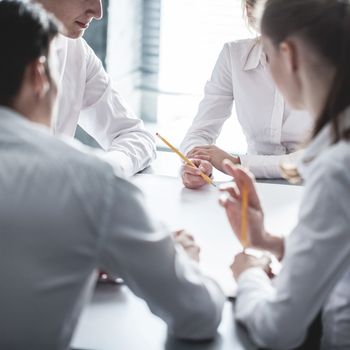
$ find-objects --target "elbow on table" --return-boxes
[171,300,223,341]
[251,320,307,350]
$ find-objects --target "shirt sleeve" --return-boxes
[239,149,304,179]
[97,174,225,340]
[77,39,156,177]
[234,160,350,349]
[180,43,234,155]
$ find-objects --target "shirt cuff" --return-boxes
[235,267,273,321]
[237,267,271,290]
[239,151,305,179]
[100,150,135,178]
[239,154,282,179]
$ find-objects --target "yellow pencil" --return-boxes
[241,182,249,250]
[156,133,216,187]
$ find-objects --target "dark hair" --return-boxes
[0,0,59,106]
[261,0,350,142]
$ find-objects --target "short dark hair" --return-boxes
[0,0,59,106]
[261,0,350,142]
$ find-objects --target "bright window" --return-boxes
[153,0,254,153]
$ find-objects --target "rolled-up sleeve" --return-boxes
[239,149,304,179]
[78,40,156,177]
[180,44,234,156]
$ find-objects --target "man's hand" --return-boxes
[173,230,200,262]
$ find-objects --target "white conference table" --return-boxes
[71,152,304,350]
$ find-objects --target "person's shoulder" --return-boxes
[323,140,350,174]
[56,136,142,197]
[221,38,261,70]
[27,127,110,179]
[309,140,350,190]
[224,38,259,55]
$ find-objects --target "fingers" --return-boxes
[189,152,211,163]
[183,163,203,176]
[230,253,272,273]
[222,159,262,211]
[187,145,214,157]
[219,183,240,201]
[174,230,195,246]
[183,159,212,175]
[190,154,211,162]
[187,145,217,161]
[185,245,201,262]
[174,230,201,262]
[183,174,207,189]
[181,159,213,189]
[219,193,239,212]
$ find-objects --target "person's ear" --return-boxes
[279,40,299,74]
[30,57,50,99]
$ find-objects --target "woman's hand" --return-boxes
[219,160,285,259]
[231,252,272,281]
[173,230,201,262]
[187,145,240,173]
[181,159,213,189]
[219,159,267,250]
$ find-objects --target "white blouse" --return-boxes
[53,34,156,177]
[235,115,350,349]
[180,39,312,178]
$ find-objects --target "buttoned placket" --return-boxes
[52,36,68,135]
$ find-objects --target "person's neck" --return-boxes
[302,65,336,119]
[11,100,50,127]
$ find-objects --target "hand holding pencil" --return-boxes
[219,159,265,251]
[156,133,216,189]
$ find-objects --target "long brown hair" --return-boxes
[261,0,350,143]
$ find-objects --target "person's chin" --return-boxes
[63,28,85,39]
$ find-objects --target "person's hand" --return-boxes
[187,145,240,173]
[219,159,267,250]
[181,159,213,189]
[173,230,200,262]
[230,252,272,281]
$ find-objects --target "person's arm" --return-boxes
[97,174,225,340]
[220,160,285,260]
[78,39,156,177]
[234,162,350,349]
[180,43,234,156]
[239,149,305,179]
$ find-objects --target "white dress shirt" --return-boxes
[0,107,224,350]
[53,34,156,177]
[235,113,350,349]
[180,39,313,179]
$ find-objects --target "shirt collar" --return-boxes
[243,38,266,71]
[54,33,67,53]
[0,106,51,134]
[0,106,27,123]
